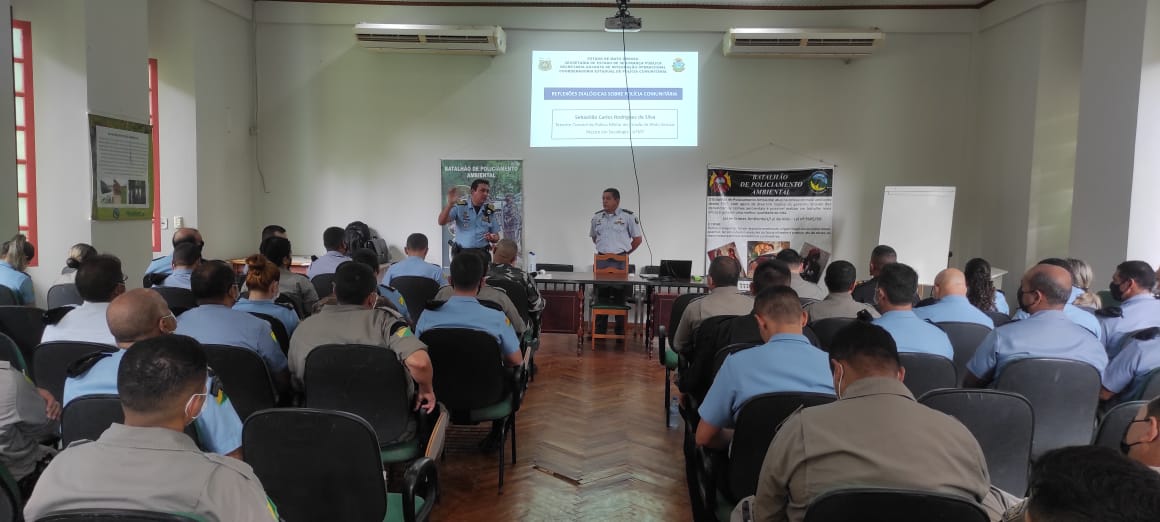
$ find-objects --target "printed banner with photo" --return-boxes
[89,114,154,221]
[439,159,524,267]
[705,167,834,280]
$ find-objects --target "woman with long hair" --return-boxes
[233,254,299,335]
[0,234,35,305]
[1067,257,1102,310]
[53,243,97,285]
[964,257,1008,315]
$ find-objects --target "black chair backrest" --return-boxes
[275,292,306,319]
[60,394,124,447]
[803,488,989,522]
[1134,368,1160,401]
[486,277,531,325]
[47,284,83,309]
[0,332,26,372]
[680,315,740,401]
[142,272,168,289]
[311,273,336,300]
[420,328,509,412]
[150,287,197,316]
[935,321,992,384]
[808,317,857,351]
[37,509,203,521]
[0,460,19,522]
[802,325,821,348]
[1094,400,1148,450]
[994,357,1101,457]
[304,344,413,446]
[247,312,291,355]
[0,286,16,306]
[243,408,387,522]
[391,276,442,325]
[919,389,1034,495]
[667,293,705,347]
[535,263,573,272]
[201,345,277,422]
[32,342,117,402]
[0,305,46,363]
[987,311,1012,327]
[729,392,835,501]
[898,353,957,399]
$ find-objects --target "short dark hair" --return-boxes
[406,233,429,251]
[75,254,123,302]
[1027,445,1160,522]
[751,258,791,295]
[877,263,918,305]
[323,227,346,251]
[775,249,801,265]
[260,236,291,267]
[190,260,235,301]
[171,242,202,267]
[333,261,377,305]
[450,249,485,290]
[870,245,897,263]
[1117,260,1157,290]
[261,225,286,240]
[349,248,379,273]
[603,188,620,201]
[708,256,740,287]
[118,334,207,414]
[828,322,900,373]
[470,179,490,192]
[824,260,857,293]
[1029,267,1072,305]
[753,286,803,324]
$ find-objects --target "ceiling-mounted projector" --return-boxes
[605,0,641,32]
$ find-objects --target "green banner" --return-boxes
[439,159,524,267]
[89,114,154,221]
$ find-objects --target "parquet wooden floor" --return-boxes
[429,334,692,521]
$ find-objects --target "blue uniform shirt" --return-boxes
[233,298,299,336]
[159,268,194,290]
[378,285,410,321]
[992,289,1009,315]
[144,255,173,276]
[914,295,994,329]
[1102,332,1160,399]
[589,208,641,254]
[63,350,243,454]
[1013,287,1102,340]
[0,261,33,305]
[448,200,501,249]
[415,296,519,357]
[1100,294,1160,358]
[873,310,954,360]
[175,304,288,373]
[697,334,833,428]
[384,256,446,286]
[306,251,351,280]
[967,309,1108,382]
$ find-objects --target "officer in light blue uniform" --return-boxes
[438,180,500,253]
[914,269,994,329]
[305,227,351,280]
[160,268,194,290]
[145,228,202,276]
[177,305,287,375]
[378,284,410,322]
[589,189,642,255]
[383,233,446,286]
[157,242,202,290]
[871,263,954,360]
[992,289,1010,315]
[1100,327,1160,402]
[0,260,33,305]
[143,256,172,277]
[415,252,522,365]
[1098,261,1160,358]
[233,297,299,337]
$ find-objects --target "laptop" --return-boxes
[658,260,693,281]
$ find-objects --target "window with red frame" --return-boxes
[12,20,36,266]
[148,58,161,252]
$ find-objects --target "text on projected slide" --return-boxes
[530,51,698,147]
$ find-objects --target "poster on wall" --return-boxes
[705,167,834,280]
[439,159,524,267]
[89,114,154,221]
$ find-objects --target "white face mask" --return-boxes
[834,364,845,400]
[185,389,208,422]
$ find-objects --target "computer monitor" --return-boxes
[659,259,693,280]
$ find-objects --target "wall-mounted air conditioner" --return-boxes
[354,24,506,56]
[723,28,884,58]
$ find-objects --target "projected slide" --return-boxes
[530,51,698,148]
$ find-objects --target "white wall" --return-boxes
[1126,0,1160,265]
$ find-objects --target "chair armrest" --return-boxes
[508,366,527,411]
[696,446,729,512]
[423,403,449,461]
[403,456,439,522]
[658,326,668,367]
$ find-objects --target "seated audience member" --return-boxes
[52,243,96,285]
[871,263,953,360]
[1121,397,1160,472]
[40,254,125,346]
[805,260,879,322]
[434,249,527,336]
[1013,258,1102,340]
[305,226,350,279]
[1100,260,1160,358]
[0,359,59,499]
[1066,257,1102,310]
[694,286,832,450]
[672,256,754,354]
[24,335,275,521]
[383,233,446,286]
[260,236,318,316]
[346,249,410,320]
[260,224,286,241]
[1011,446,1160,522]
[417,252,523,368]
[0,234,35,305]
[965,257,1009,315]
[489,238,545,317]
[175,261,289,392]
[65,289,244,457]
[718,259,793,346]
[914,268,995,328]
[158,242,203,290]
[747,321,1001,522]
[851,244,898,304]
[233,255,299,336]
[1101,327,1160,401]
[775,248,826,302]
[145,227,203,276]
[965,263,1108,388]
[289,263,434,412]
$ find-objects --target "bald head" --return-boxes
[172,227,202,247]
[933,268,967,299]
[107,289,174,348]
[1021,264,1072,312]
[493,239,518,265]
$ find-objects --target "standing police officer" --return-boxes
[590,188,642,335]
[439,179,501,255]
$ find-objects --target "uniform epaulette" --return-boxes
[66,438,93,449]
[455,199,468,206]
[209,372,228,405]
[621,209,634,214]
[375,304,406,322]
[1096,306,1123,318]
[43,306,75,325]
[995,318,1019,328]
[594,209,604,215]
[1133,327,1160,341]
[856,310,875,322]
[203,451,260,482]
[67,351,112,378]
[425,299,448,311]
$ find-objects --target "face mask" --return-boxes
[1110,281,1126,302]
[834,364,845,400]
[185,391,208,422]
[1016,288,1036,314]
[1122,419,1153,455]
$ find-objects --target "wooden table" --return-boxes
[228,256,312,276]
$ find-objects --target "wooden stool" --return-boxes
[590,305,630,349]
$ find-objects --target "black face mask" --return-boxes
[1110,281,1126,302]
[1121,439,1139,455]
[1017,288,1035,315]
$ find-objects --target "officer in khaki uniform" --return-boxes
[0,361,58,498]
[804,260,879,322]
[23,335,277,522]
[673,256,754,354]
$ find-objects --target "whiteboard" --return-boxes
[878,186,956,286]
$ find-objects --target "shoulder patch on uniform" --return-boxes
[209,372,227,405]
[1133,327,1160,341]
[395,325,413,338]
[43,306,75,325]
[67,351,113,378]
[1096,306,1123,318]
[485,203,495,211]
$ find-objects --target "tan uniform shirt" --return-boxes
[23,424,275,521]
[279,268,319,315]
[673,287,754,353]
[789,273,827,302]
[0,363,54,480]
[435,285,527,335]
[288,304,426,393]
[753,377,992,522]
[804,292,880,322]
